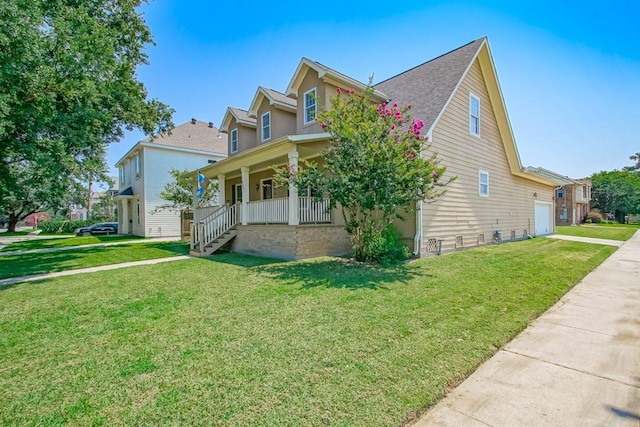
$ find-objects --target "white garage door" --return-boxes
[535,202,552,235]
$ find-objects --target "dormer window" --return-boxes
[230,128,238,153]
[304,88,317,124]
[261,112,271,141]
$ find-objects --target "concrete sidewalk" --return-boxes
[0,255,191,287]
[415,232,640,426]
[545,233,625,247]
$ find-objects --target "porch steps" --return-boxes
[190,229,237,257]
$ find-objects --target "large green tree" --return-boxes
[591,170,640,222]
[274,86,452,262]
[0,0,173,231]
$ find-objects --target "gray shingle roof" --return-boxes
[263,88,296,107]
[374,37,485,131]
[229,107,257,126]
[524,166,582,185]
[146,120,228,154]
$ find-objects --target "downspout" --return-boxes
[413,199,422,256]
[413,129,431,256]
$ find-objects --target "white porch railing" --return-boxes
[194,205,224,224]
[191,203,239,251]
[299,197,331,223]
[246,198,289,224]
[243,197,332,224]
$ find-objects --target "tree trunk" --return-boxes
[7,218,18,233]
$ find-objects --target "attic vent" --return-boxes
[208,122,214,128]
[191,118,196,124]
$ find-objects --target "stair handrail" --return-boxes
[192,203,239,251]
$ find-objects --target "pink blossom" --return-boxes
[393,102,398,108]
[336,87,342,94]
[408,152,415,159]
[385,109,391,116]
[320,122,326,129]
[391,124,396,130]
[407,104,412,109]
[348,88,355,94]
[432,172,439,179]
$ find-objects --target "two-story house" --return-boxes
[115,119,227,237]
[525,167,592,225]
[188,37,556,259]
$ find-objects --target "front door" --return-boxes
[261,179,273,200]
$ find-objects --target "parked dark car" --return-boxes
[75,222,118,236]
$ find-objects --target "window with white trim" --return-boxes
[230,128,238,153]
[470,93,480,136]
[119,166,124,186]
[304,88,317,124]
[261,112,271,141]
[479,170,489,197]
[134,153,141,179]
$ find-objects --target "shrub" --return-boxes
[39,220,86,234]
[584,211,603,224]
[361,224,411,265]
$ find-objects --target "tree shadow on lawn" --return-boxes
[0,242,189,288]
[262,258,424,290]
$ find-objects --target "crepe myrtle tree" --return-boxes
[274,86,454,262]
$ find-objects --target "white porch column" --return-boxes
[218,174,226,207]
[121,199,129,235]
[288,150,299,226]
[241,167,249,225]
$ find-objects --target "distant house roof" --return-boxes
[375,37,485,133]
[524,167,585,186]
[248,87,297,117]
[143,119,228,154]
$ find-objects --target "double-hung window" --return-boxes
[135,153,141,179]
[304,88,317,124]
[479,170,489,197]
[261,112,271,141]
[119,166,124,186]
[230,128,238,153]
[470,93,480,136]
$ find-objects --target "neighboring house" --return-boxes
[69,178,119,221]
[115,119,227,237]
[525,167,592,225]
[189,37,556,259]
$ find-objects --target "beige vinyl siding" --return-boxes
[143,147,225,237]
[423,59,553,251]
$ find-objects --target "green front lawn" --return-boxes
[0,239,615,425]
[555,225,636,241]
[0,235,144,252]
[0,241,188,279]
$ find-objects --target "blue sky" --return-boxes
[107,0,639,180]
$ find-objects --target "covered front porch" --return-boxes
[189,134,351,259]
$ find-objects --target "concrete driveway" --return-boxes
[414,231,640,426]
